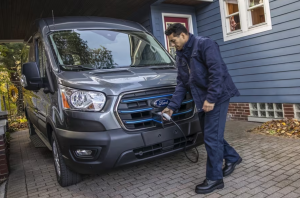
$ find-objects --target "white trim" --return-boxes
[249,103,284,119]
[161,13,194,49]
[294,104,300,120]
[219,0,272,42]
[248,116,282,123]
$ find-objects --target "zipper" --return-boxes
[184,60,190,74]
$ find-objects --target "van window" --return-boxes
[37,40,48,84]
[49,30,174,70]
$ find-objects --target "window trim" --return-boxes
[294,104,300,120]
[161,13,194,49]
[219,0,272,42]
[248,103,284,122]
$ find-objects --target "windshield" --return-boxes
[49,29,174,70]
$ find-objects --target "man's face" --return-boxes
[167,33,188,51]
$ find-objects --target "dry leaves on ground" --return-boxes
[247,118,300,138]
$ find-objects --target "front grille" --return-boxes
[116,87,195,131]
[133,134,196,159]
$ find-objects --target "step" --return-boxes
[30,134,47,148]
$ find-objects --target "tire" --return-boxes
[52,132,82,187]
[27,119,36,136]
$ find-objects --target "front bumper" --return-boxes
[55,115,203,174]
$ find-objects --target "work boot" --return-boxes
[223,157,242,177]
[195,179,224,194]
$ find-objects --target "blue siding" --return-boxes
[128,4,152,33]
[196,0,300,103]
[150,4,198,47]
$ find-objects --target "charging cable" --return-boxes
[158,112,199,163]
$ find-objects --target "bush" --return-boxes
[7,115,28,133]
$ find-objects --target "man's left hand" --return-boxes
[202,100,215,112]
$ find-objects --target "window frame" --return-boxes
[294,104,300,120]
[219,0,272,42]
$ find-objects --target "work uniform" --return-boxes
[167,33,240,180]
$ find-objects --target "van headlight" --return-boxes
[59,85,106,111]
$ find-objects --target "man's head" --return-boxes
[164,23,189,51]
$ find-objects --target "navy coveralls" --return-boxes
[167,34,240,180]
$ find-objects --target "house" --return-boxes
[129,0,300,122]
[0,0,299,122]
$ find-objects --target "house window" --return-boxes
[294,104,300,120]
[219,0,272,41]
[250,103,284,119]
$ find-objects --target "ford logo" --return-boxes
[152,98,171,108]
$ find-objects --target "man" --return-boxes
[162,23,242,194]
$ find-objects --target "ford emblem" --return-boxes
[152,98,171,108]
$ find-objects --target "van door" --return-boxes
[25,40,40,128]
[36,39,50,137]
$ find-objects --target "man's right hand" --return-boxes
[161,107,174,120]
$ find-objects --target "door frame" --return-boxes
[161,13,194,50]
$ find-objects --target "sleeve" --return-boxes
[167,74,187,112]
[200,38,224,104]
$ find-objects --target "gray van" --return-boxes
[21,16,203,187]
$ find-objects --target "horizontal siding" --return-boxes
[196,0,300,103]
[141,18,152,32]
[224,45,300,65]
[230,96,300,103]
[236,79,300,89]
[232,71,300,83]
[239,87,300,96]
[128,4,152,33]
[222,32,300,58]
[228,54,300,70]
[230,62,300,76]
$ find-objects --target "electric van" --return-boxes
[21,16,203,187]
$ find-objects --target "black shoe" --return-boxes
[195,179,224,194]
[223,157,242,177]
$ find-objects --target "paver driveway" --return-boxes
[6,121,300,198]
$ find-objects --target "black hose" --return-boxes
[170,119,199,163]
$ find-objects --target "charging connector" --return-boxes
[159,112,199,163]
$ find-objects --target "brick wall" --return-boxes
[0,134,9,180]
[283,104,295,119]
[228,103,250,121]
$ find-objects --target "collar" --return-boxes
[176,33,195,57]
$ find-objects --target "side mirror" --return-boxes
[21,62,43,90]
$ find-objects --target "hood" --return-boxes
[56,67,178,95]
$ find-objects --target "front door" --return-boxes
[164,17,189,58]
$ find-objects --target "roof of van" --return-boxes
[40,16,146,32]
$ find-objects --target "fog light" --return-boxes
[75,149,93,156]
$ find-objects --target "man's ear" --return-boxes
[181,32,188,40]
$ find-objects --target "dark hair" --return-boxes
[164,23,188,37]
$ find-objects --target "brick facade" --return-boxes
[228,103,250,121]
[283,104,295,119]
[0,134,9,180]
[229,103,297,121]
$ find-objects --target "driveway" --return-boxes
[6,121,300,198]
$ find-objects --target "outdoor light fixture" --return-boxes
[75,149,93,156]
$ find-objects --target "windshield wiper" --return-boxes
[61,64,95,70]
[132,63,174,67]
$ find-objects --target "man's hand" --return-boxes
[161,107,174,120]
[202,100,215,113]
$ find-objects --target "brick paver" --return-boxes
[6,121,300,198]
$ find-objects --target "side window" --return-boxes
[21,43,31,63]
[36,39,48,84]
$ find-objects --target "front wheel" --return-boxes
[52,132,82,187]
